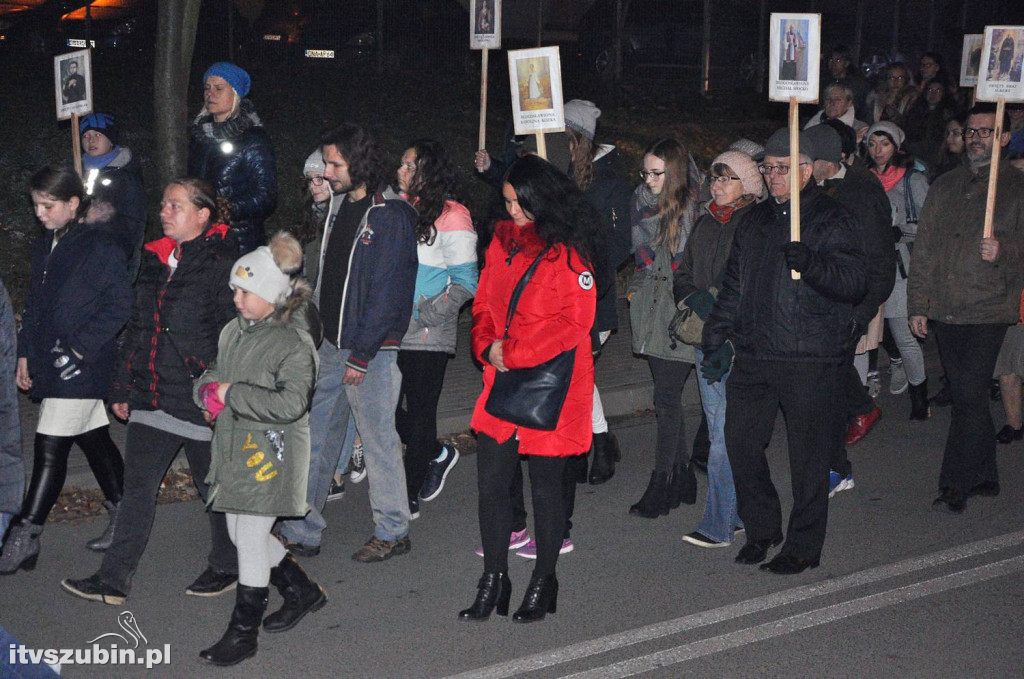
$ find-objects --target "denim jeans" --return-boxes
[694,348,741,544]
[0,512,12,550]
[333,413,357,476]
[280,343,409,546]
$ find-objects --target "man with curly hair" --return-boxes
[278,123,419,562]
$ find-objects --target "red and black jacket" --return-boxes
[110,224,238,425]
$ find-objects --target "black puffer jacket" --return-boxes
[702,184,867,363]
[821,165,895,331]
[18,223,132,399]
[110,224,238,425]
[583,146,633,334]
[86,147,147,280]
[188,100,277,255]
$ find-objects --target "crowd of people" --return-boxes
[0,52,1023,667]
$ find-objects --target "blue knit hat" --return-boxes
[203,62,251,98]
[79,113,118,145]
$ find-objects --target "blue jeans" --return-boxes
[335,414,357,476]
[280,344,409,545]
[694,348,741,544]
[0,512,12,550]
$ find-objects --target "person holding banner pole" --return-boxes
[908,103,1024,514]
[701,128,866,574]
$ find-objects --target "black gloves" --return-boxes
[781,242,813,273]
[700,342,734,384]
[891,226,904,246]
[682,289,716,321]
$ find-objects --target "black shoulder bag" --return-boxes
[484,245,577,431]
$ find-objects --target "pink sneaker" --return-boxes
[475,528,531,557]
[515,538,574,559]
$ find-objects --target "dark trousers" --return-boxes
[98,423,237,592]
[477,434,566,577]
[831,348,873,477]
[648,357,692,472]
[396,349,449,498]
[509,452,584,539]
[725,358,841,561]
[933,322,1007,494]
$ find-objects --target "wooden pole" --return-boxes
[478,48,489,150]
[71,112,83,177]
[789,97,801,281]
[701,0,711,98]
[535,132,547,160]
[983,98,1006,239]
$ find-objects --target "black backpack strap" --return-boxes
[502,244,554,339]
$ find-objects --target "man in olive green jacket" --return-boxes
[908,103,1024,514]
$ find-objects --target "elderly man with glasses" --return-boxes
[700,128,867,574]
[805,83,868,142]
[908,103,1024,514]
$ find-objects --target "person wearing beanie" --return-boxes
[189,62,277,255]
[295,148,335,287]
[564,99,601,141]
[864,120,931,421]
[672,148,762,549]
[806,122,895,492]
[728,138,766,159]
[701,127,866,573]
[192,231,323,666]
[78,112,147,280]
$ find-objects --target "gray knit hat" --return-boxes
[303,149,325,176]
[564,99,601,140]
[711,151,765,198]
[865,121,906,148]
[728,138,765,158]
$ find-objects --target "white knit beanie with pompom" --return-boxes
[229,231,303,305]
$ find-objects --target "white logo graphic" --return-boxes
[87,610,148,648]
[578,271,594,290]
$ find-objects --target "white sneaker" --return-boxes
[889,360,908,395]
[349,441,366,483]
[867,371,881,399]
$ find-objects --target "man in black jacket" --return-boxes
[806,123,895,495]
[700,128,867,575]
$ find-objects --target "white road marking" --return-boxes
[447,530,1024,679]
[565,555,1024,678]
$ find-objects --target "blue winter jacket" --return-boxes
[17,222,132,399]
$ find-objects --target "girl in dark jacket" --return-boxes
[460,155,600,624]
[62,178,240,605]
[189,62,277,255]
[0,166,131,574]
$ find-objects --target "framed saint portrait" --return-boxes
[470,0,501,50]
[977,26,1024,102]
[959,34,983,87]
[54,49,93,120]
[768,13,821,103]
[507,46,564,135]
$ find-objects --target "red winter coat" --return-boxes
[471,220,596,456]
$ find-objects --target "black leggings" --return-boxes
[477,434,566,577]
[396,350,449,497]
[21,426,123,525]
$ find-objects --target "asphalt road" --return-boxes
[2,388,1023,678]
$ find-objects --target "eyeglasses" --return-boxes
[963,127,995,139]
[757,163,809,176]
[946,128,964,137]
[305,176,325,186]
[639,170,666,180]
[705,175,742,185]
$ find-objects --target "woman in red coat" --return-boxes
[459,155,603,623]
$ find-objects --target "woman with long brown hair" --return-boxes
[627,138,702,518]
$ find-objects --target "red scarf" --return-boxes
[707,196,752,224]
[871,165,907,193]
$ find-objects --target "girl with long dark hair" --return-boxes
[460,155,601,623]
[1,166,131,574]
[627,137,702,518]
[395,139,478,513]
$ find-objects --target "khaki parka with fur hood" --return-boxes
[195,233,319,517]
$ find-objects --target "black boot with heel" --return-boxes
[629,470,671,518]
[512,574,558,623]
[199,584,268,666]
[458,572,512,621]
[909,380,930,421]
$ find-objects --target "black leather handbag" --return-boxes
[484,245,576,431]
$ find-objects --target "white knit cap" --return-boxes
[564,100,601,140]
[711,151,765,198]
[303,149,325,176]
[230,246,291,305]
[865,121,905,149]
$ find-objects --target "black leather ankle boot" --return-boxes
[512,574,558,623]
[458,572,511,621]
[629,470,671,518]
[199,584,268,666]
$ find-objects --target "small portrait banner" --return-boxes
[959,34,984,87]
[768,13,821,103]
[54,49,93,120]
[977,26,1024,102]
[507,46,565,135]
[470,0,501,50]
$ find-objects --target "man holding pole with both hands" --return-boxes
[908,103,1024,515]
[699,128,866,575]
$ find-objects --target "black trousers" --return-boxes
[396,349,449,498]
[933,322,1007,494]
[98,423,237,592]
[648,357,692,472]
[830,347,874,477]
[509,452,584,539]
[477,433,566,577]
[725,358,841,561]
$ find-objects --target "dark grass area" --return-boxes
[0,47,785,311]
